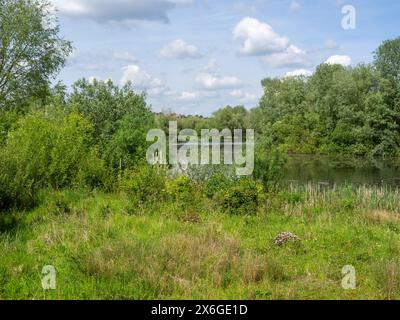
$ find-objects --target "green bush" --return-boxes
[203,172,233,199]
[253,148,286,189]
[215,178,265,215]
[0,111,106,211]
[281,192,304,205]
[120,166,166,206]
[165,175,196,203]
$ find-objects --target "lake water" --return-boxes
[282,155,400,187]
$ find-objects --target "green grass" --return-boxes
[0,185,400,300]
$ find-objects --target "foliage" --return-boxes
[211,105,250,131]
[256,62,400,156]
[215,177,265,215]
[253,145,287,188]
[203,172,234,199]
[67,79,155,171]
[0,111,105,210]
[0,0,72,109]
[165,175,196,203]
[120,166,166,206]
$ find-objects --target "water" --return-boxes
[282,155,400,187]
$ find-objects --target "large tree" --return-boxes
[0,0,72,109]
[374,37,400,85]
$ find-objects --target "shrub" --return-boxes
[165,175,196,203]
[253,148,286,189]
[215,178,265,215]
[203,172,233,199]
[120,165,166,206]
[0,111,106,211]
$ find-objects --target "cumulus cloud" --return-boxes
[324,55,351,66]
[233,17,289,56]
[160,39,202,59]
[262,45,311,68]
[196,72,242,90]
[233,17,310,69]
[120,64,167,96]
[284,69,312,78]
[51,0,190,23]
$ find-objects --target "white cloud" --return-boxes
[177,91,201,101]
[263,45,310,68]
[324,55,351,66]
[284,69,312,78]
[233,17,310,69]
[51,0,192,23]
[160,39,202,59]
[120,64,167,96]
[233,17,289,56]
[229,90,257,102]
[176,90,218,102]
[196,72,242,90]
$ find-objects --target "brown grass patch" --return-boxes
[364,210,400,225]
[78,224,285,297]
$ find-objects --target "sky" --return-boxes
[50,0,400,116]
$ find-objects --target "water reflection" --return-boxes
[282,155,400,187]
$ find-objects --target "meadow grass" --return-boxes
[0,185,399,300]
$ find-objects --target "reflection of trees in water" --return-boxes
[283,155,400,186]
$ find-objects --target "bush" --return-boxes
[203,172,233,199]
[120,165,166,206]
[215,178,265,215]
[0,111,106,211]
[165,175,196,203]
[253,148,286,189]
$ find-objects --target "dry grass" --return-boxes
[77,223,285,298]
[364,210,400,225]
[375,260,400,300]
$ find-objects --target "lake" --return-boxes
[282,155,400,187]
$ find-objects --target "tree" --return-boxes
[0,0,72,109]
[212,105,249,131]
[374,37,400,127]
[68,79,155,171]
[374,37,400,86]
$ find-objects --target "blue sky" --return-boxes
[51,0,400,115]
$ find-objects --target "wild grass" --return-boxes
[0,184,399,300]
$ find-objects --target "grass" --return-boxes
[0,184,399,300]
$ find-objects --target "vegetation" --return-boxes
[0,0,400,300]
[0,0,71,109]
[0,184,399,299]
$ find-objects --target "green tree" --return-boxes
[212,105,249,131]
[374,37,400,86]
[68,79,155,171]
[0,0,72,109]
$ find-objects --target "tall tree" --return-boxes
[374,37,400,85]
[0,0,72,109]
[374,37,400,126]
